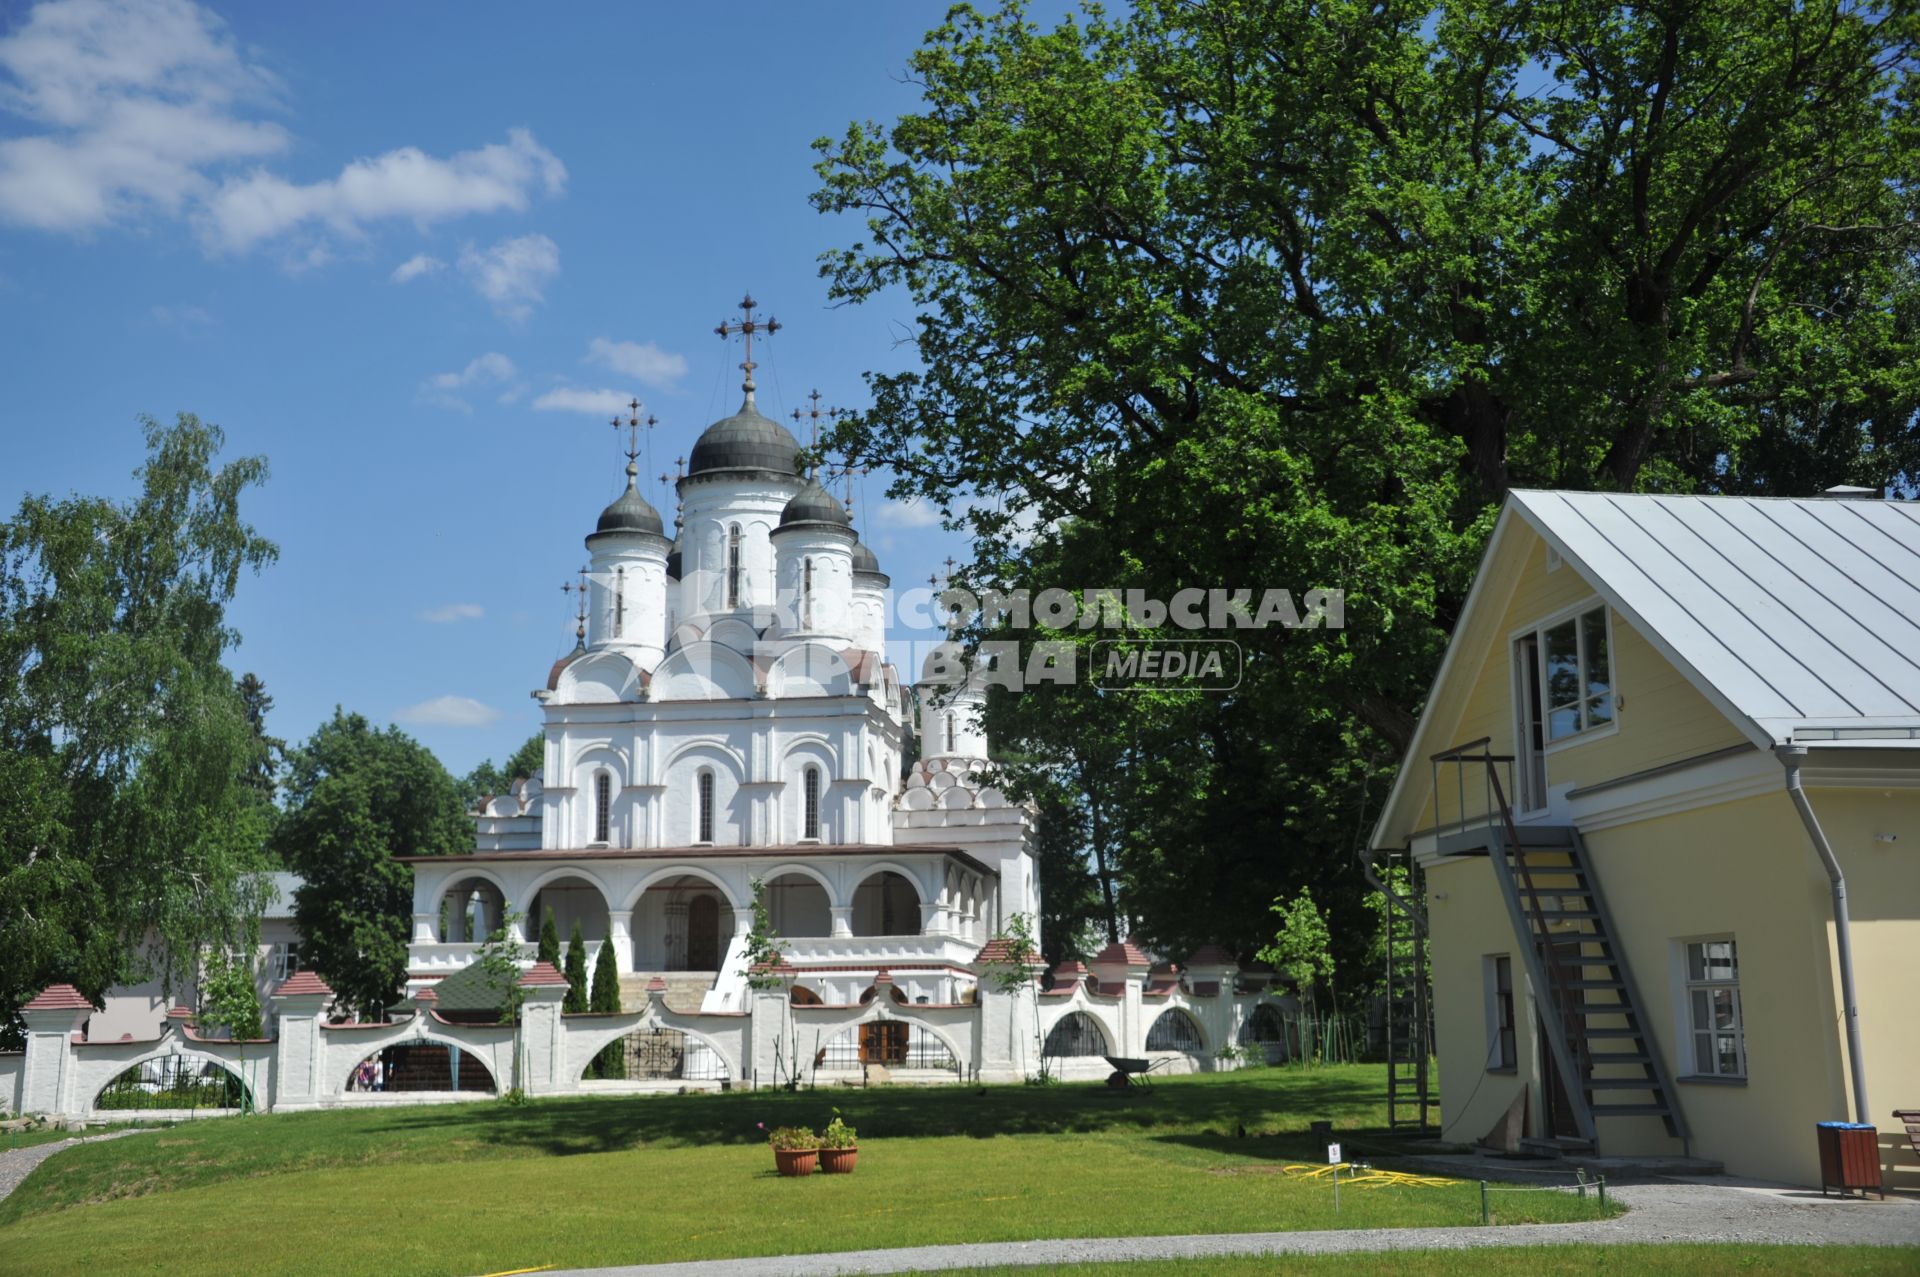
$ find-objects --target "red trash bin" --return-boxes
[1816,1121,1883,1198]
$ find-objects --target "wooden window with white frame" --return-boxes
[1683,937,1746,1078]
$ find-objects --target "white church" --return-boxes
[405,307,1029,1015]
[7,303,1293,1115]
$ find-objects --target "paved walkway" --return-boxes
[544,1180,1920,1276]
[0,1128,152,1205]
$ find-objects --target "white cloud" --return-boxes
[0,1,566,258]
[420,351,517,412]
[201,128,565,255]
[394,695,499,728]
[459,232,558,320]
[390,252,442,283]
[533,386,633,416]
[418,602,483,623]
[872,496,944,530]
[0,0,287,232]
[584,337,687,390]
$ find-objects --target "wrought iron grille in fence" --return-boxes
[618,1027,729,1081]
[94,1055,252,1112]
[1042,1011,1108,1058]
[1145,1009,1205,1053]
[815,1021,957,1072]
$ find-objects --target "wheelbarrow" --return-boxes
[1103,1055,1175,1090]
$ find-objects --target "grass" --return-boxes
[1,1122,168,1153]
[0,1066,1621,1277]
[902,1247,1920,1276]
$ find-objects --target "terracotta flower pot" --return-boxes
[819,1146,859,1174]
[773,1148,818,1177]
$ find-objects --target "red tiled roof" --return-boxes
[973,937,1039,966]
[872,969,894,984]
[1092,938,1152,967]
[166,1005,193,1020]
[274,971,335,998]
[1095,980,1127,996]
[22,984,92,1011]
[646,976,668,993]
[517,961,569,988]
[1186,944,1237,967]
[414,986,439,1003]
[1149,960,1180,976]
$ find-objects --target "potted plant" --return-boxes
[819,1110,858,1174]
[765,1124,819,1176]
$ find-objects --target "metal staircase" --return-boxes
[1432,740,1688,1154]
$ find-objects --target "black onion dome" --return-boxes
[664,535,683,580]
[778,478,851,528]
[591,482,664,537]
[688,400,803,475]
[851,538,881,574]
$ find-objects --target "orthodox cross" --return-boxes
[561,565,589,644]
[659,455,686,528]
[714,293,780,401]
[611,398,657,488]
[827,456,873,520]
[791,388,841,465]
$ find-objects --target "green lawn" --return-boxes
[905,1247,1920,1276]
[0,1066,1620,1277]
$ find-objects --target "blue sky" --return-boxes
[0,0,1033,776]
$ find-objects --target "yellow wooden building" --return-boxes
[1370,489,1919,1189]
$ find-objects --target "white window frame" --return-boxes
[592,771,612,846]
[1510,596,1619,758]
[1676,935,1747,1080]
[696,769,715,845]
[802,766,821,842]
[273,943,303,983]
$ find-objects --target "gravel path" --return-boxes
[544,1181,1920,1276]
[0,1128,152,1205]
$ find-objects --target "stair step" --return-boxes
[1560,979,1626,989]
[1581,1027,1645,1039]
[1590,1103,1673,1117]
[1583,1078,1658,1091]
[1587,1052,1651,1066]
[1530,910,1600,921]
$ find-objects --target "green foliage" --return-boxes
[740,876,786,990]
[1259,889,1336,1019]
[458,733,545,810]
[537,911,560,970]
[197,944,263,1043]
[763,1124,819,1152]
[473,907,527,1029]
[562,921,589,1015]
[0,413,278,1045]
[275,710,471,1021]
[811,0,1920,974]
[820,1110,858,1149]
[982,913,1040,996]
[234,672,283,805]
[588,936,624,1079]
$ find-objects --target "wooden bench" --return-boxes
[1894,1110,1920,1160]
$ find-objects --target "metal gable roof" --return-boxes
[1509,490,1920,745]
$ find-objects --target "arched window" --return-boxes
[593,772,612,844]
[801,556,814,629]
[726,524,742,608]
[944,713,955,754]
[1043,1012,1109,1059]
[802,766,821,840]
[613,567,624,638]
[696,770,715,844]
[1146,1009,1205,1054]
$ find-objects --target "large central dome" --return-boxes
[687,398,802,476]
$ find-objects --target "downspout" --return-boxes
[1777,745,1870,1124]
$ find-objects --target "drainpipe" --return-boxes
[1777,745,1870,1124]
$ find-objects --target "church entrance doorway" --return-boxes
[687,894,720,971]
